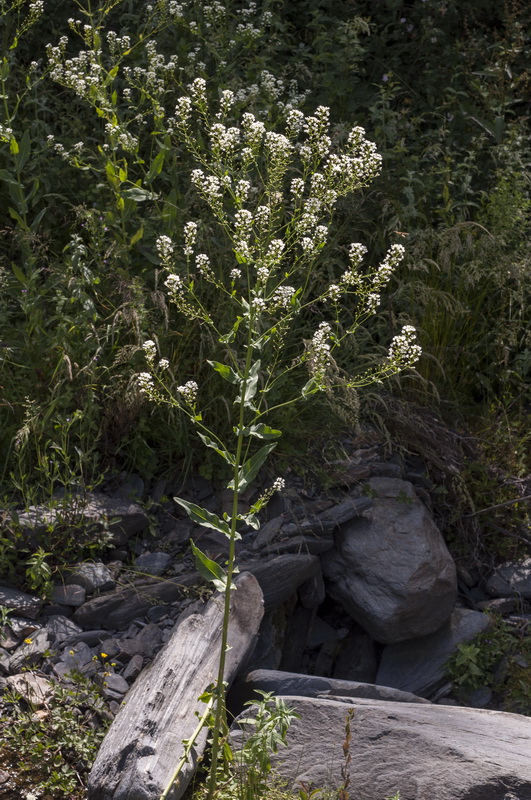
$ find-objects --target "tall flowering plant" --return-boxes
[139,82,421,799]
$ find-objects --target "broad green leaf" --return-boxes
[121,186,157,202]
[0,169,20,186]
[190,541,233,592]
[130,225,144,246]
[227,443,277,492]
[243,424,281,440]
[197,432,235,466]
[301,378,318,397]
[207,360,240,384]
[15,130,31,172]
[8,207,26,227]
[146,150,165,182]
[11,261,28,287]
[236,360,261,407]
[9,137,18,155]
[173,497,231,537]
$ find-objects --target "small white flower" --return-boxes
[137,372,155,395]
[142,340,157,364]
[183,221,198,256]
[158,358,170,370]
[388,325,422,366]
[272,477,285,492]
[230,268,242,281]
[156,235,174,262]
[177,380,199,404]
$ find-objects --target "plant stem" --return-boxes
[207,323,254,800]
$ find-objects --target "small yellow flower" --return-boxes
[69,650,75,655]
[100,652,108,659]
[24,637,33,644]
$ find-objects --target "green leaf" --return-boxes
[243,424,281,440]
[15,130,31,172]
[227,443,277,492]
[9,137,18,156]
[219,316,243,344]
[301,378,318,397]
[121,187,157,202]
[173,497,231,537]
[146,150,166,182]
[0,169,20,186]
[11,261,28,287]
[236,360,261,408]
[130,225,144,246]
[197,432,235,465]
[190,541,233,592]
[207,360,240,384]
[8,207,26,228]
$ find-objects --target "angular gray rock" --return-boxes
[134,552,172,576]
[241,554,320,610]
[258,695,531,800]
[6,673,52,706]
[87,572,264,800]
[486,557,531,598]
[63,562,115,593]
[321,478,457,643]
[74,573,200,630]
[0,585,42,619]
[230,669,430,709]
[376,607,491,698]
[14,492,149,547]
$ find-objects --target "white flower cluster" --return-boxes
[191,169,223,209]
[189,77,207,107]
[158,358,170,370]
[291,177,305,198]
[307,321,332,381]
[106,31,131,56]
[196,253,213,278]
[183,221,197,256]
[261,70,284,99]
[156,235,174,263]
[234,209,253,238]
[254,205,270,228]
[242,113,266,151]
[271,285,295,309]
[164,273,184,300]
[174,96,192,124]
[341,243,368,286]
[388,325,422,367]
[142,339,157,365]
[265,239,285,265]
[374,244,405,288]
[137,372,155,395]
[272,477,286,492]
[177,380,198,405]
[230,268,242,281]
[235,179,251,203]
[210,122,240,156]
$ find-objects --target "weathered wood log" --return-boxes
[88,572,264,800]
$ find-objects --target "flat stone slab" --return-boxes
[88,572,264,800]
[0,586,42,619]
[257,695,531,800]
[230,669,430,710]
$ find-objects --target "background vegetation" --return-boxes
[0,0,529,580]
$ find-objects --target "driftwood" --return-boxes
[88,572,264,800]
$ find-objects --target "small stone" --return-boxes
[135,552,171,576]
[46,615,83,644]
[0,585,42,619]
[0,647,11,674]
[467,686,492,708]
[5,617,39,640]
[52,583,86,607]
[63,562,115,593]
[100,672,130,698]
[123,653,143,682]
[147,606,169,623]
[6,673,52,706]
[9,628,50,672]
[476,597,518,614]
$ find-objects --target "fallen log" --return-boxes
[88,571,264,800]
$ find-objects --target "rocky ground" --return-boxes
[1,424,530,799]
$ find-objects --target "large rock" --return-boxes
[257,695,531,800]
[14,492,149,547]
[74,573,200,630]
[376,607,491,698]
[321,478,457,643]
[486,557,531,598]
[241,554,320,610]
[230,669,430,710]
[88,572,264,800]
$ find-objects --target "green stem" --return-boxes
[207,321,255,800]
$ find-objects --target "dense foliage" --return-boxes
[0,0,529,578]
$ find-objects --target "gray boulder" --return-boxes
[321,478,457,643]
[258,695,531,800]
[376,607,491,698]
[230,669,430,709]
[486,558,531,598]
